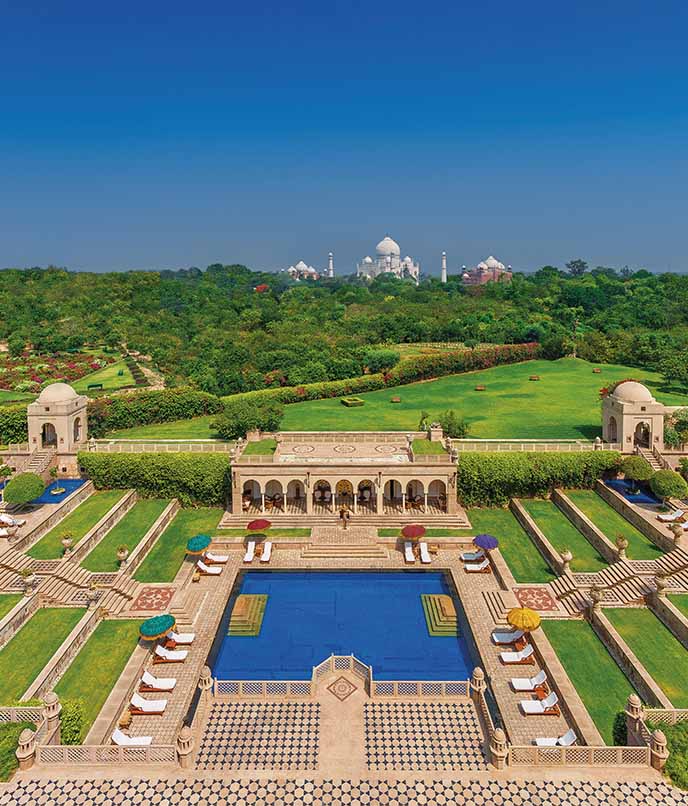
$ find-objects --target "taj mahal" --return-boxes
[356,235,421,283]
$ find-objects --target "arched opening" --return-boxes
[241,480,261,513]
[335,479,354,509]
[607,415,618,444]
[287,480,305,514]
[73,416,83,444]
[264,480,284,512]
[357,479,375,513]
[41,422,57,448]
[428,480,447,513]
[406,480,424,512]
[634,422,651,449]
[313,480,332,512]
[384,479,402,514]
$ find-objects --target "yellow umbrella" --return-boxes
[507,607,541,633]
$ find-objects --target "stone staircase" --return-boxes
[39,563,93,605]
[638,447,663,472]
[169,587,208,629]
[301,543,389,560]
[481,590,518,625]
[0,546,35,574]
[24,449,56,476]
[654,547,688,590]
[99,575,139,614]
[548,573,590,616]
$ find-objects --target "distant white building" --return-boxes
[356,236,420,284]
[461,255,512,286]
[281,252,335,281]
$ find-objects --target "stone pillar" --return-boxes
[625,693,645,745]
[671,523,683,547]
[470,666,486,699]
[261,494,265,514]
[424,493,428,512]
[654,574,668,599]
[429,424,443,442]
[561,549,573,574]
[42,692,61,744]
[376,482,383,515]
[650,729,669,771]
[15,728,36,771]
[402,493,406,513]
[489,727,508,770]
[176,725,194,769]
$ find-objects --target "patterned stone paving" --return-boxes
[364,702,487,771]
[130,585,175,611]
[2,777,686,805]
[327,676,358,702]
[514,586,559,611]
[195,702,320,771]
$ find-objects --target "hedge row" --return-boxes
[457,450,622,507]
[77,451,231,506]
[0,404,29,444]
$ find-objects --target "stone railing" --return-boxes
[452,439,617,453]
[214,680,313,699]
[371,680,470,698]
[238,455,276,464]
[91,440,234,453]
[0,594,37,650]
[0,706,44,724]
[35,744,177,765]
[644,708,688,726]
[409,452,451,464]
[68,490,137,563]
[508,745,650,766]
[123,499,180,574]
[11,481,95,552]
[3,443,31,454]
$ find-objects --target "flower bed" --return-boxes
[0,351,116,393]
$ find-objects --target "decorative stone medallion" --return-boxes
[327,676,357,702]
[333,444,356,453]
[292,444,315,453]
[374,444,398,453]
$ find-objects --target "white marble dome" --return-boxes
[484,255,506,270]
[363,255,373,264]
[37,382,79,404]
[376,236,401,256]
[611,381,655,403]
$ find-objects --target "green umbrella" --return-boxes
[186,534,212,555]
[139,614,176,641]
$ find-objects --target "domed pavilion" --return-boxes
[602,380,666,453]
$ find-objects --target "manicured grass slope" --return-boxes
[0,595,22,622]
[565,490,662,560]
[0,608,85,703]
[668,595,688,621]
[135,508,223,583]
[28,490,126,560]
[81,499,169,572]
[55,620,140,740]
[109,415,219,440]
[72,360,135,393]
[542,620,637,745]
[606,608,688,707]
[521,499,607,572]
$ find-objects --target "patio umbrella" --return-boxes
[473,533,499,551]
[139,614,176,641]
[186,534,212,555]
[247,518,271,532]
[402,524,426,541]
[507,607,541,633]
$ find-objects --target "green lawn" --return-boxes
[0,608,85,703]
[0,389,33,404]
[55,620,140,740]
[27,490,126,560]
[80,499,169,572]
[606,608,688,707]
[72,359,135,394]
[218,527,311,538]
[0,721,34,781]
[243,438,276,455]
[542,620,638,744]
[565,490,662,561]
[0,595,22,622]
[412,439,448,455]
[467,507,555,583]
[135,508,223,582]
[668,595,688,621]
[521,498,608,572]
[108,415,220,440]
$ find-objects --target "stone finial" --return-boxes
[650,729,669,771]
[625,693,643,720]
[654,573,668,598]
[615,535,629,560]
[470,666,486,695]
[176,724,194,769]
[671,523,683,545]
[42,691,61,741]
[15,728,36,771]
[589,584,604,613]
[199,665,212,692]
[489,727,508,770]
[560,549,573,573]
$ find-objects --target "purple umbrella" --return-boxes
[473,533,499,551]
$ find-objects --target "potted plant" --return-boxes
[60,530,74,553]
[116,544,129,565]
[19,566,36,593]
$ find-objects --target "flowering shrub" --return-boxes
[0,351,115,392]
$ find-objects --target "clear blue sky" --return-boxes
[1,1,687,275]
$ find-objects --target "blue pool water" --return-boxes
[212,571,476,680]
[30,479,86,504]
[606,479,660,505]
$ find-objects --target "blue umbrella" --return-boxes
[473,533,499,551]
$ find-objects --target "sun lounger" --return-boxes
[0,514,25,527]
[492,628,525,646]
[154,645,188,664]
[204,551,229,564]
[461,550,484,562]
[198,559,222,575]
[404,541,415,564]
[130,692,167,715]
[112,728,153,747]
[521,691,559,716]
[260,541,272,563]
[658,509,685,523]
[535,728,577,747]
[0,528,10,538]
[243,541,256,563]
[139,670,176,692]
[419,542,431,564]
[511,669,547,692]
[500,644,535,665]
[166,630,195,645]
[464,557,491,574]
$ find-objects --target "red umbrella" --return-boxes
[402,524,426,540]
[247,518,272,532]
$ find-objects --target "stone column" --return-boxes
[470,666,486,700]
[376,482,383,515]
[489,727,508,770]
[261,494,265,514]
[15,728,36,771]
[625,693,645,745]
[176,725,194,769]
[650,729,669,771]
[42,692,61,744]
[424,493,428,512]
[402,492,406,513]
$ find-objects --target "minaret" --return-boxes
[441,252,447,283]
[328,252,334,278]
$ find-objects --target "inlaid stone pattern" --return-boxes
[327,675,357,702]
[195,702,320,771]
[130,586,175,612]
[3,777,686,806]
[364,702,487,771]
[514,586,559,611]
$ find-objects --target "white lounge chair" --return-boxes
[112,728,152,747]
[404,541,415,563]
[419,542,432,564]
[521,691,559,715]
[511,669,547,692]
[658,509,685,523]
[166,630,195,645]
[464,557,491,573]
[0,514,25,527]
[243,541,256,563]
[130,692,167,715]
[535,728,577,747]
[197,559,222,575]
[0,528,10,538]
[492,628,525,646]
[204,551,229,564]
[154,645,188,664]
[500,644,535,665]
[260,541,272,563]
[461,549,484,562]
[140,670,176,692]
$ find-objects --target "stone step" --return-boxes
[481,590,516,624]
[301,544,388,559]
[549,573,579,600]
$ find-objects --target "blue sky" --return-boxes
[1,1,687,274]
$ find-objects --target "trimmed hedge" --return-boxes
[3,472,45,505]
[60,699,85,745]
[0,404,28,444]
[78,451,231,506]
[457,450,622,507]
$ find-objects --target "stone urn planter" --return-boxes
[615,535,629,561]
[560,548,573,573]
[20,569,37,594]
[60,533,73,554]
[116,545,129,565]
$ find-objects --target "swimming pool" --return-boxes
[31,479,87,504]
[211,571,476,681]
[606,479,660,506]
